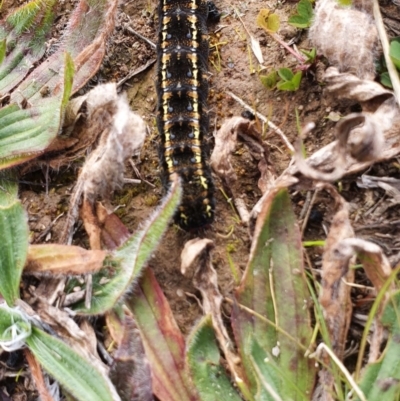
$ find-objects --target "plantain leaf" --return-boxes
[232,188,315,400]
[0,52,74,169]
[74,176,182,315]
[0,171,29,305]
[0,0,58,93]
[27,326,121,401]
[186,315,242,401]
[128,268,199,401]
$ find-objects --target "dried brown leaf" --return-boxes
[108,308,154,401]
[211,116,272,223]
[24,349,55,401]
[295,111,386,181]
[317,186,355,396]
[181,238,240,380]
[26,244,107,275]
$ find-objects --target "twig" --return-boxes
[226,91,294,152]
[301,189,319,235]
[117,58,156,88]
[373,0,400,107]
[123,25,156,48]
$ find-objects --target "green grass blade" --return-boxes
[74,176,181,314]
[27,326,121,401]
[356,290,400,400]
[186,315,243,401]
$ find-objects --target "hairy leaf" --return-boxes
[128,268,199,401]
[27,327,121,401]
[74,176,181,314]
[186,315,242,401]
[0,172,28,305]
[232,188,315,400]
[0,0,57,93]
[0,53,73,169]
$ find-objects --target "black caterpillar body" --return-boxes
[156,0,215,230]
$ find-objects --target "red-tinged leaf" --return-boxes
[232,188,316,400]
[0,0,58,93]
[26,244,107,275]
[108,308,154,401]
[10,0,118,104]
[0,53,74,169]
[127,268,199,401]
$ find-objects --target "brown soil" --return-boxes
[2,0,400,399]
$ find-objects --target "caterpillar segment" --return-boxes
[156,0,215,229]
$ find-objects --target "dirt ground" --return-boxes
[2,0,400,399]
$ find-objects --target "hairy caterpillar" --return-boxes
[156,0,215,230]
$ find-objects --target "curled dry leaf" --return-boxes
[296,66,400,178]
[332,237,393,364]
[211,116,273,223]
[316,185,355,399]
[295,112,384,181]
[181,238,241,381]
[309,0,378,80]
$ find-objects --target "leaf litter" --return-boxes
[2,0,400,400]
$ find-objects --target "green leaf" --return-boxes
[0,53,73,170]
[288,0,313,29]
[0,171,29,305]
[186,315,242,401]
[287,15,310,29]
[292,71,302,88]
[74,176,182,314]
[277,80,296,91]
[0,0,58,93]
[356,291,400,400]
[232,188,316,400]
[128,268,199,401]
[0,39,6,65]
[297,0,313,19]
[27,327,120,401]
[380,72,393,88]
[0,304,31,350]
[260,71,277,89]
[277,67,294,81]
[300,48,316,63]
[389,38,400,70]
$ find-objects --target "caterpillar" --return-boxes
[156,0,215,230]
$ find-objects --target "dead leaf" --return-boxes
[181,238,241,381]
[108,308,154,401]
[26,244,107,275]
[316,185,355,398]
